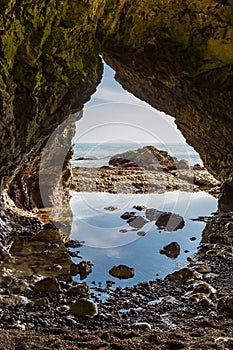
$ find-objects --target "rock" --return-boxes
[177,159,190,169]
[137,231,146,236]
[109,157,138,168]
[217,296,233,315]
[34,297,50,306]
[165,268,194,282]
[186,281,216,295]
[0,295,30,306]
[194,264,211,274]
[65,240,83,248]
[109,146,178,171]
[70,261,93,279]
[155,213,185,231]
[35,229,61,242]
[193,164,205,170]
[133,205,147,211]
[186,293,212,305]
[34,277,61,292]
[160,242,180,259]
[104,206,118,211]
[127,216,148,229]
[70,298,98,317]
[121,212,136,220]
[219,183,233,211]
[131,322,152,330]
[67,283,90,296]
[109,264,135,279]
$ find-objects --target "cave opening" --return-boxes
[68,61,218,288]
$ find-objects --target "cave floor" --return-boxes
[0,212,232,349]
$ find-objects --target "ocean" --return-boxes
[71,142,203,168]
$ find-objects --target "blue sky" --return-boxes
[73,62,186,144]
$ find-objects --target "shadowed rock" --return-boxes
[160,242,181,259]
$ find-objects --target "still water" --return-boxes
[70,190,217,288]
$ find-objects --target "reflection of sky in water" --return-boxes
[70,190,217,287]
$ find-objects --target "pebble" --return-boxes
[131,322,152,330]
[104,206,118,211]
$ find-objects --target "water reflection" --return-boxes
[70,190,217,287]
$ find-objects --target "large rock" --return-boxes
[70,298,98,317]
[109,146,178,171]
[160,242,181,259]
[34,277,61,292]
[109,264,135,279]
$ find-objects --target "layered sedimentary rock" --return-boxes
[0,0,233,231]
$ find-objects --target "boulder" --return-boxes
[70,298,98,317]
[109,264,135,279]
[160,242,180,258]
[34,277,61,292]
[109,146,178,171]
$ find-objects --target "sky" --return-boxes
[73,62,186,145]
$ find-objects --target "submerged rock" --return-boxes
[109,264,135,279]
[70,298,98,317]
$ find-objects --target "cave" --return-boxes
[0,1,232,348]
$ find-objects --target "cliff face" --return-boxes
[0,0,233,231]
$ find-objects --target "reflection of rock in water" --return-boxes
[160,242,181,259]
[155,213,185,232]
[121,208,185,232]
[120,211,148,229]
[127,216,148,229]
[7,229,72,277]
[146,209,185,232]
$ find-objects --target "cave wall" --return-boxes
[98,0,233,184]
[0,0,233,228]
